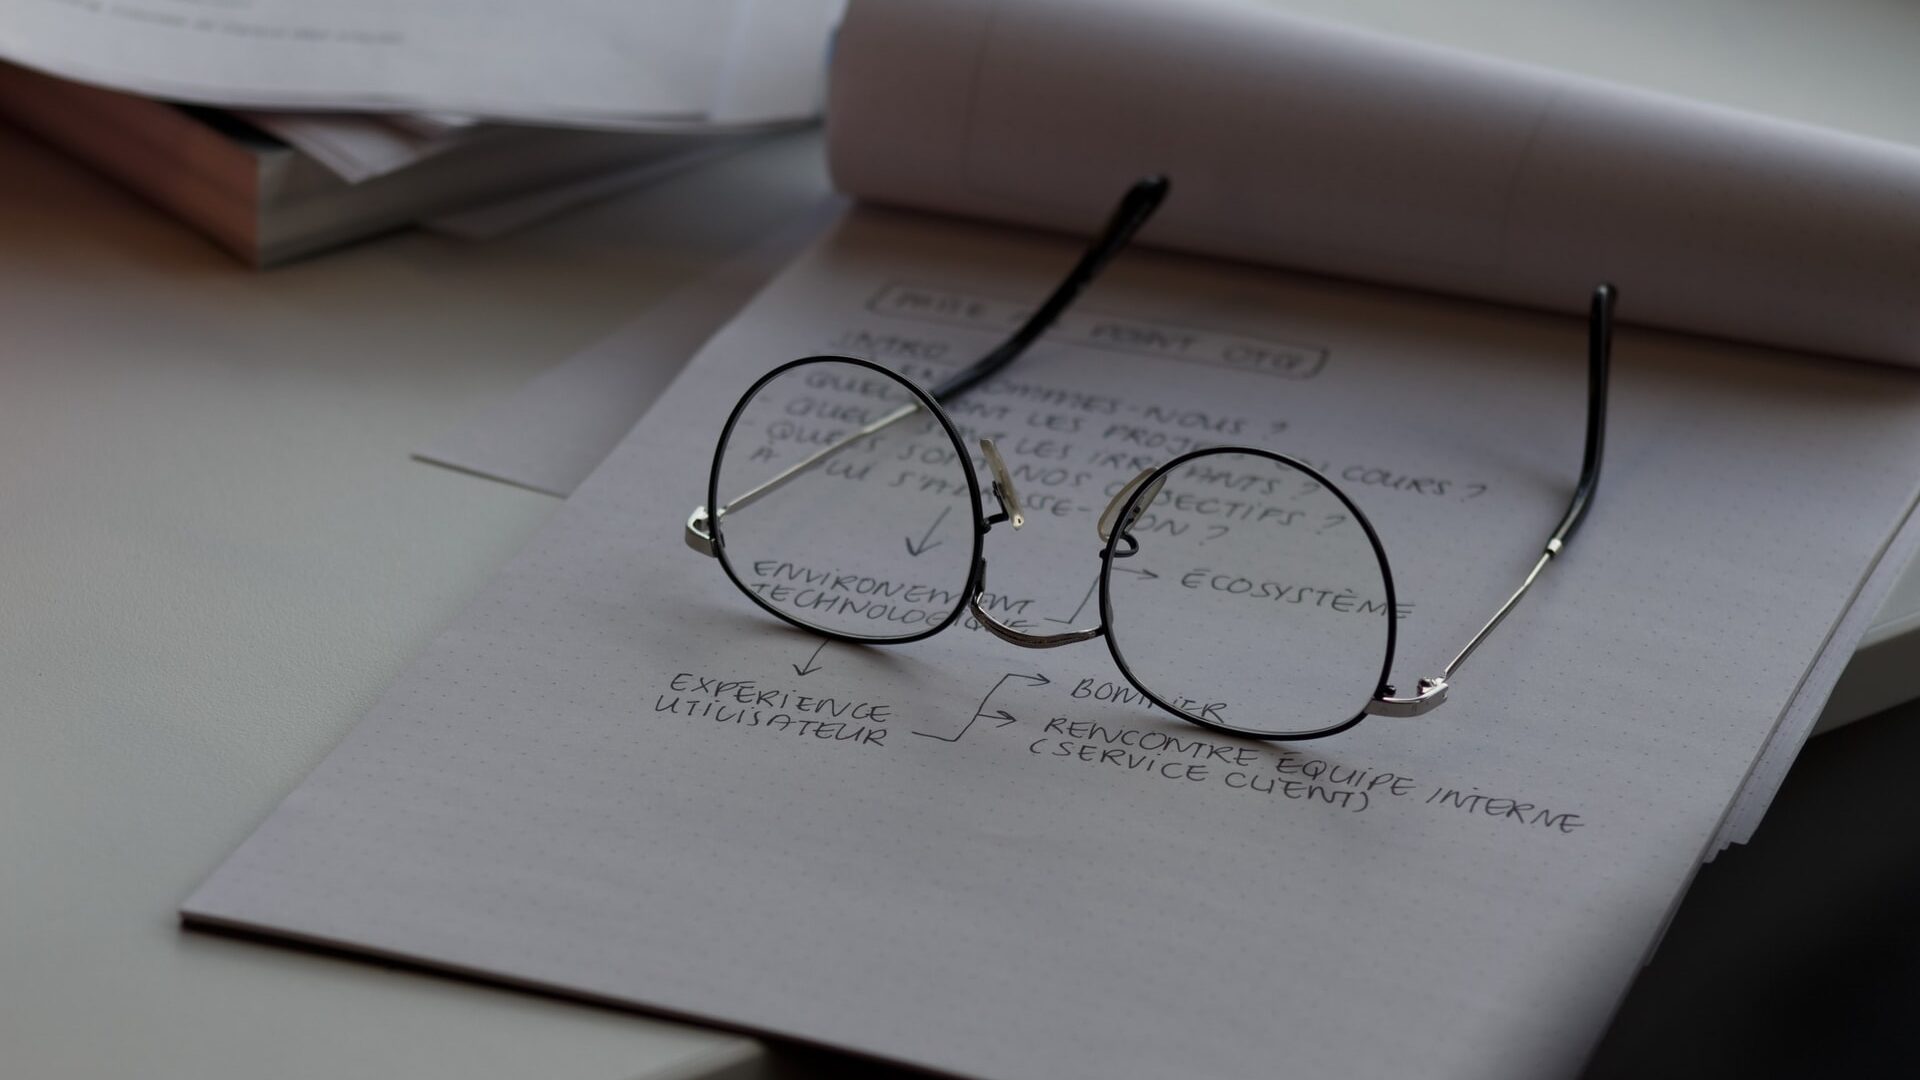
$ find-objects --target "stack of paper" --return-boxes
[0,0,844,263]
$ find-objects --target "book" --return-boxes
[0,62,733,266]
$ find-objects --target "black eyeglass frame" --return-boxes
[707,354,989,648]
[1096,445,1400,741]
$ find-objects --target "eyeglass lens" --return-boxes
[1102,450,1395,739]
[711,358,978,641]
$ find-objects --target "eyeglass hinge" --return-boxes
[685,506,717,557]
[980,439,1025,530]
[1366,676,1450,718]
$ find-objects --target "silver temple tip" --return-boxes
[1366,676,1450,718]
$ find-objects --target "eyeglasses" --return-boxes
[686,177,1616,740]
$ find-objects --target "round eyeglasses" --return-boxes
[700,354,1403,739]
[685,177,1616,740]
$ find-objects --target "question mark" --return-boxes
[1203,524,1230,543]
[1317,513,1346,535]
[1460,483,1488,501]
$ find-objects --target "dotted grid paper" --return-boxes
[187,208,1920,1080]
[1712,495,1920,852]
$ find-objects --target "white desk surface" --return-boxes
[0,124,838,1080]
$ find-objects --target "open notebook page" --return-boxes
[189,206,1920,1079]
[831,0,1920,365]
[406,254,1917,850]
[410,230,1920,845]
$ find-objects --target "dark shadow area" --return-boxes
[1586,698,1920,1078]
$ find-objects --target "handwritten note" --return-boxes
[187,206,1920,1079]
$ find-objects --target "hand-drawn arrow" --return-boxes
[914,671,1049,742]
[1045,568,1158,626]
[792,638,828,677]
[903,505,952,557]
[982,708,1019,728]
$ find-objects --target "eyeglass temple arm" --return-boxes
[1543,283,1615,550]
[688,400,924,554]
[1368,284,1616,718]
[687,177,1171,557]
[926,176,1170,404]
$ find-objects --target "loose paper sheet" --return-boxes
[0,0,841,128]
[414,197,841,493]
[419,141,753,242]
[242,112,483,184]
[189,208,1920,1079]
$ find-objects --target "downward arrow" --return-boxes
[792,639,828,677]
[904,505,952,557]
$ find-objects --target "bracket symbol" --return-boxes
[914,672,1049,742]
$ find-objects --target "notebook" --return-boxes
[187,2,1920,1076]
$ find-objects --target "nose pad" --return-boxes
[1097,467,1166,544]
[979,439,1025,529]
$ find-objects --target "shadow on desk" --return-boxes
[1585,699,1920,1078]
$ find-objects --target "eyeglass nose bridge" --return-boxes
[979,439,1025,529]
[967,560,1104,649]
[969,439,1106,649]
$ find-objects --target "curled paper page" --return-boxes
[828,0,1920,365]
